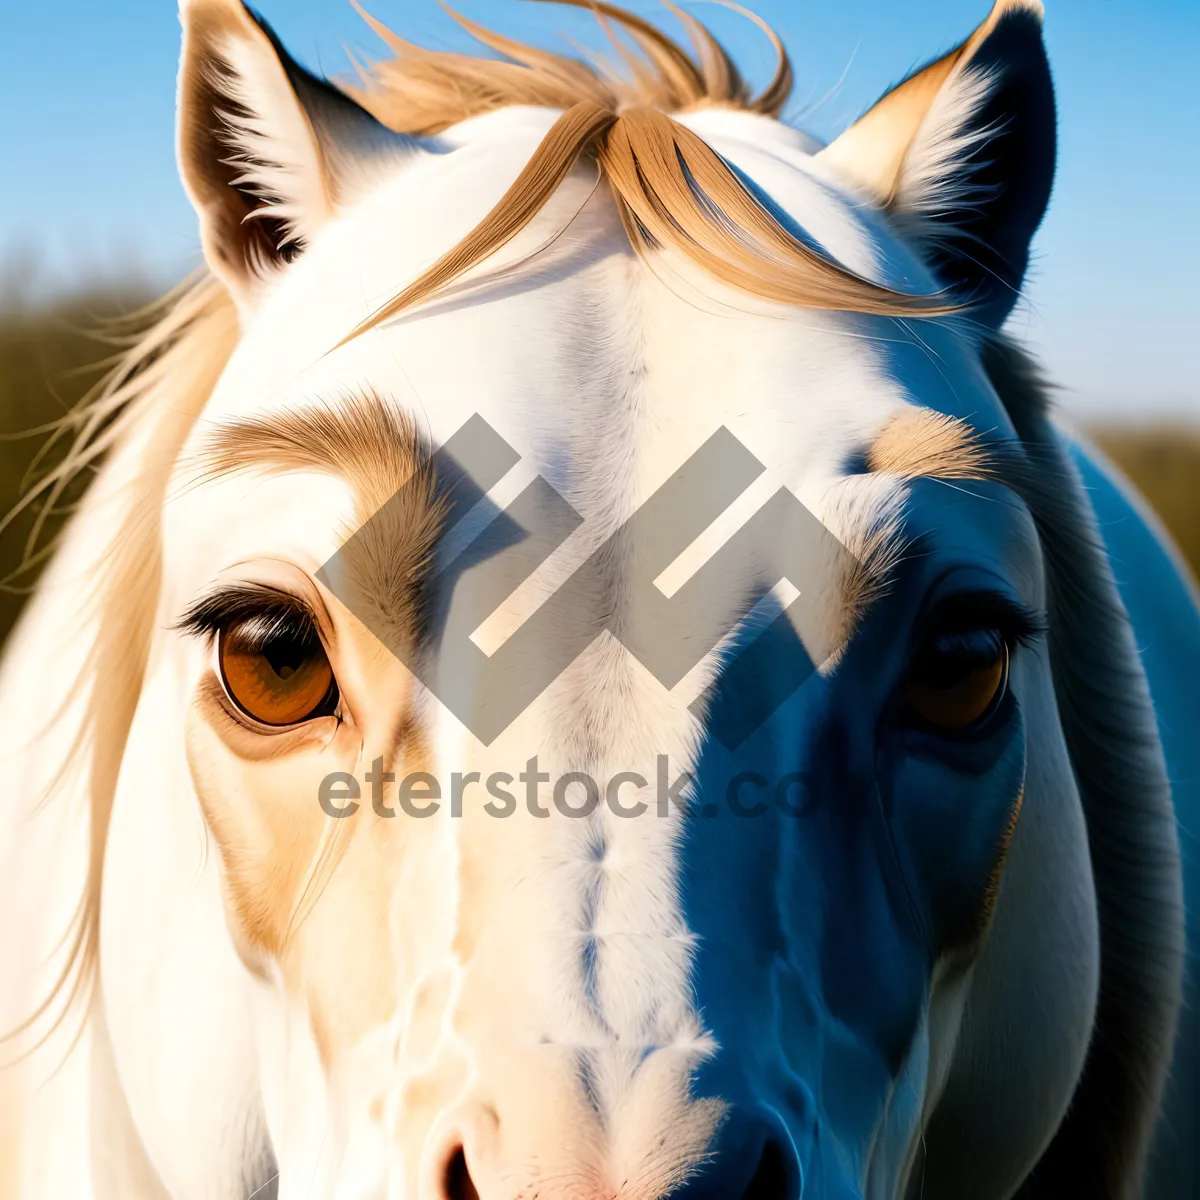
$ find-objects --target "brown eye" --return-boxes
[218,620,337,726]
[903,629,1008,731]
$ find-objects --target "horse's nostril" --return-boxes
[443,1146,480,1200]
[741,1139,791,1200]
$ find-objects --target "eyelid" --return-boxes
[916,589,1045,645]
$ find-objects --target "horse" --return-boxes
[0,1,1195,1197]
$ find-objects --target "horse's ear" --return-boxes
[177,0,408,308]
[818,0,1055,327]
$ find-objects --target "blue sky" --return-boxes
[1,1,1196,418]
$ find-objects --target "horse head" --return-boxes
[18,3,1179,1198]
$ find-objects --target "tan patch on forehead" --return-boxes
[197,390,446,645]
[868,407,997,481]
[830,407,1023,651]
[198,388,430,516]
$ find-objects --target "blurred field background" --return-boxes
[0,274,158,643]
[1,274,1197,650]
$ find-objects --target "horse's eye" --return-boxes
[218,619,338,726]
[903,627,1009,731]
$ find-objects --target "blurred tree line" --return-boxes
[1,281,1197,650]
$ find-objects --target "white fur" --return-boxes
[891,67,1001,244]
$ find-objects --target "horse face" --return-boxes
[103,3,1099,1197]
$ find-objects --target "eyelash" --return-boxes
[176,585,320,649]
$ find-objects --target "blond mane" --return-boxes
[3,276,238,1050]
[341,0,953,338]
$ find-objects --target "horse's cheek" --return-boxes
[883,710,1028,957]
[919,667,1101,1198]
[99,662,265,1200]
